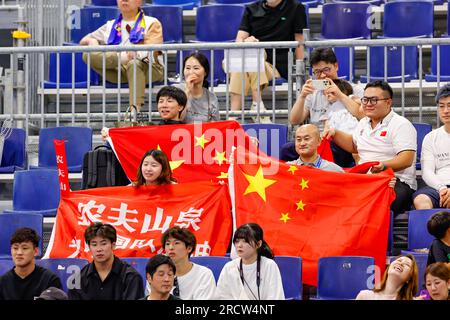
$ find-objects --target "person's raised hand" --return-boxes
[300,79,314,99]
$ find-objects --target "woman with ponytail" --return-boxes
[181,52,220,123]
[215,223,285,300]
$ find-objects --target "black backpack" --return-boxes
[82,145,130,189]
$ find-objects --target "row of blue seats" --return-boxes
[0,209,444,294]
[0,122,432,176]
[51,1,450,88]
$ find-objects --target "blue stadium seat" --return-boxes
[36,258,89,292]
[317,256,375,300]
[298,0,321,8]
[273,256,302,300]
[214,0,257,4]
[43,49,99,89]
[0,212,43,259]
[122,257,148,289]
[70,6,119,44]
[152,0,201,10]
[412,122,432,170]
[30,127,92,173]
[0,259,14,276]
[242,123,288,159]
[360,44,418,83]
[3,169,60,217]
[0,128,26,173]
[322,3,372,39]
[143,5,183,43]
[425,41,450,82]
[91,0,117,5]
[387,211,394,256]
[383,1,434,38]
[190,256,230,282]
[334,47,356,81]
[331,0,382,5]
[397,252,428,292]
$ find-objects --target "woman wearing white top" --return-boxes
[216,223,285,300]
[356,254,419,300]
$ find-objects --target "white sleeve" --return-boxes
[215,263,235,300]
[421,132,446,190]
[355,290,371,300]
[262,259,285,300]
[392,121,417,154]
[192,268,216,300]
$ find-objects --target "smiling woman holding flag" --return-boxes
[132,149,176,187]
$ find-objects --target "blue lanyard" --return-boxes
[314,156,322,168]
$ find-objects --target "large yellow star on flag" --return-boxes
[287,165,298,175]
[169,160,184,171]
[299,178,309,190]
[194,134,209,149]
[243,165,277,202]
[296,200,306,211]
[280,213,291,223]
[213,151,227,166]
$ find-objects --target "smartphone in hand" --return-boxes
[312,79,331,91]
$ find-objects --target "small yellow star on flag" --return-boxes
[194,134,209,149]
[243,165,277,202]
[213,151,227,166]
[280,213,291,223]
[169,160,184,171]
[217,172,228,179]
[157,145,162,151]
[296,200,306,211]
[287,165,298,175]
[299,178,309,190]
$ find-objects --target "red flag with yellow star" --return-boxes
[231,147,396,286]
[108,120,253,183]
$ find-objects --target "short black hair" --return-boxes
[156,85,187,107]
[84,222,117,245]
[427,211,450,240]
[161,226,196,258]
[364,80,394,99]
[145,254,176,278]
[310,47,337,66]
[435,83,450,104]
[10,227,40,248]
[332,79,353,96]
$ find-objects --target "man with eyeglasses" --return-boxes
[323,80,417,216]
[287,47,365,167]
[413,83,450,209]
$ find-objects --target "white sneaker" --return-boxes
[250,101,272,124]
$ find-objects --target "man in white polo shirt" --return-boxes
[324,80,417,215]
[413,83,450,209]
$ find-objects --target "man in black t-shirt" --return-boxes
[68,222,144,300]
[0,228,62,300]
[229,0,307,121]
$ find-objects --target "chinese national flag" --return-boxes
[44,182,232,260]
[231,147,395,286]
[108,120,253,183]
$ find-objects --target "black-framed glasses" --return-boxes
[312,67,331,77]
[361,97,391,105]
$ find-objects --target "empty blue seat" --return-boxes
[196,5,245,42]
[360,44,418,83]
[43,49,99,89]
[91,0,117,5]
[3,169,60,217]
[331,0,382,5]
[322,3,372,39]
[413,122,432,170]
[405,209,441,251]
[143,5,183,43]
[0,212,43,259]
[0,259,14,276]
[36,258,89,292]
[214,0,257,4]
[70,6,119,44]
[317,256,375,300]
[190,256,230,282]
[383,1,434,38]
[242,123,288,159]
[425,41,450,82]
[274,256,302,300]
[0,128,26,173]
[152,0,201,10]
[121,257,148,289]
[31,126,92,173]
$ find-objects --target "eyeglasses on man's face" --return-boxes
[312,67,332,77]
[361,96,391,106]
